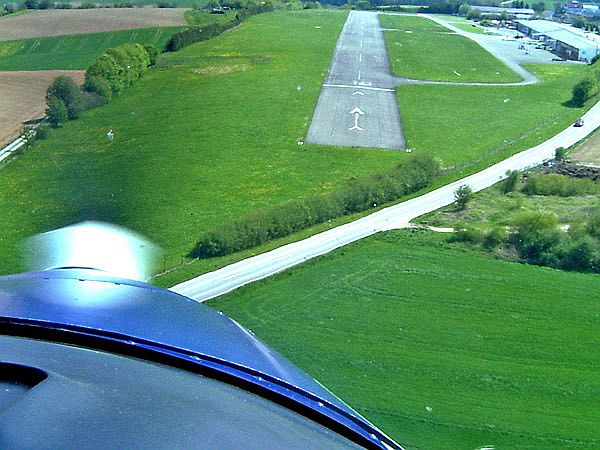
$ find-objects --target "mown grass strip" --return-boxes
[380,14,519,82]
[209,229,600,450]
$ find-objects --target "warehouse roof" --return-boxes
[518,19,600,50]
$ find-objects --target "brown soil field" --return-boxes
[0,70,84,148]
[570,129,600,167]
[0,8,187,41]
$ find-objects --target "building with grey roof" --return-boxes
[516,19,600,61]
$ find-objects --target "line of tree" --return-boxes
[1,1,181,14]
[164,1,273,52]
[191,154,439,258]
[45,43,157,129]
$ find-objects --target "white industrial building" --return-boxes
[516,19,600,62]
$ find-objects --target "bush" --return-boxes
[86,53,124,95]
[483,227,507,249]
[522,173,599,196]
[34,124,50,140]
[46,97,68,127]
[571,73,598,107]
[501,170,520,194]
[454,185,473,211]
[84,75,113,101]
[144,44,159,66]
[510,211,560,261]
[46,75,84,120]
[449,226,485,245]
[555,147,566,161]
[191,155,439,258]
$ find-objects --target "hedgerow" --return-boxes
[191,154,439,258]
[164,2,273,52]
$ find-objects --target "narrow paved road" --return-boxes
[306,11,405,150]
[171,100,600,302]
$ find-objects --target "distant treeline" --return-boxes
[164,1,273,52]
[0,0,168,14]
[191,155,439,258]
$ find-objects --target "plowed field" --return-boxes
[0,70,84,147]
[0,9,187,41]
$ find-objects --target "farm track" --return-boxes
[0,70,84,148]
[0,8,188,41]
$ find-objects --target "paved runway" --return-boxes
[306,11,405,150]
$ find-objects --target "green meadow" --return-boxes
[210,229,600,450]
[380,14,519,82]
[398,64,587,169]
[0,10,591,282]
[0,11,407,274]
[0,26,185,70]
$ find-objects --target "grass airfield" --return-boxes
[381,14,519,82]
[0,8,599,448]
[0,10,588,278]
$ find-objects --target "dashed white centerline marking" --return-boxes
[323,84,395,93]
[359,54,362,63]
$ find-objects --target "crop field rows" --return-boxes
[0,8,187,41]
[0,27,185,70]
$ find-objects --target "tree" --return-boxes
[573,16,585,29]
[46,97,68,127]
[46,76,84,120]
[83,75,112,101]
[571,74,598,107]
[454,185,473,211]
[501,170,520,194]
[555,147,566,161]
[532,1,545,13]
[458,3,471,16]
[86,53,125,95]
[466,8,482,20]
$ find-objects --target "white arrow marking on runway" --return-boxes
[349,107,365,131]
[352,91,364,96]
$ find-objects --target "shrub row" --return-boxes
[44,43,156,128]
[191,154,439,258]
[85,43,155,99]
[522,173,599,197]
[164,2,273,52]
[450,210,600,274]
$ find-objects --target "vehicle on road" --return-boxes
[575,118,584,127]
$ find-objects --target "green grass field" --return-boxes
[0,10,409,275]
[398,64,587,168]
[0,26,185,70]
[209,229,600,449]
[0,10,591,283]
[380,14,519,82]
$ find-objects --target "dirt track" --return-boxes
[0,70,85,148]
[0,8,187,41]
